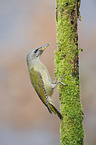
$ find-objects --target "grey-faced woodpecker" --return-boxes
[27,43,66,120]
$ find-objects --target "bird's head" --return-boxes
[27,43,50,63]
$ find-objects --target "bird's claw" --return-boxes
[58,74,67,86]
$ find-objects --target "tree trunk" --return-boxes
[55,0,84,144]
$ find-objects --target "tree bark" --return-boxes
[55,0,84,144]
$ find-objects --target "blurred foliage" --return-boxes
[55,0,84,144]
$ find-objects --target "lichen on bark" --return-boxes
[55,0,84,144]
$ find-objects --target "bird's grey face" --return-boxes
[27,43,50,61]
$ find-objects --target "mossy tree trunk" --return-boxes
[55,0,84,145]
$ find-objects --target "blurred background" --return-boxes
[0,0,96,144]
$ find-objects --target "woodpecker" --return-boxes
[27,43,66,120]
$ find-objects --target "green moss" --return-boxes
[55,0,84,145]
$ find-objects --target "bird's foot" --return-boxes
[52,74,67,89]
[58,74,67,86]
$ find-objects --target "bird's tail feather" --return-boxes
[49,103,63,120]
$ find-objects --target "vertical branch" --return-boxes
[55,0,84,145]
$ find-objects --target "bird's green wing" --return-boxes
[29,67,52,113]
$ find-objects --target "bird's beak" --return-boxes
[36,43,50,57]
[40,43,50,51]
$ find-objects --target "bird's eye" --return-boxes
[34,49,38,53]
